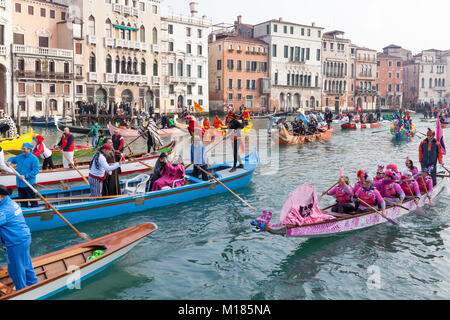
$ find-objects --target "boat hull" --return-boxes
[108,123,187,138]
[273,125,332,145]
[0,129,34,151]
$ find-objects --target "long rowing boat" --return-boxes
[7,144,96,163]
[13,151,258,232]
[341,122,382,130]
[2,141,176,189]
[251,177,446,238]
[0,129,34,151]
[272,125,333,145]
[0,223,157,300]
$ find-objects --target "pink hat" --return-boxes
[386,163,398,173]
[384,170,395,179]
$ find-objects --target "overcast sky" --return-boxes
[162,0,450,54]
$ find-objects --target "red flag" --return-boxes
[437,118,446,155]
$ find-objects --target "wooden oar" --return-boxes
[420,176,433,206]
[194,164,257,211]
[125,142,154,171]
[441,165,450,176]
[318,181,339,202]
[403,179,430,219]
[384,197,431,220]
[357,197,400,226]
[60,150,90,186]
[14,194,127,202]
[73,147,95,162]
[8,166,91,241]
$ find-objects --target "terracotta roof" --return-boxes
[383,44,402,49]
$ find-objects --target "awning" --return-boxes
[113,24,139,31]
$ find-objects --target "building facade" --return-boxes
[160,3,211,113]
[376,53,403,110]
[354,47,378,110]
[0,0,12,113]
[321,31,352,113]
[11,0,74,119]
[253,19,323,112]
[63,0,162,114]
[208,35,269,112]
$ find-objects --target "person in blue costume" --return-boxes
[0,185,38,291]
[6,143,40,208]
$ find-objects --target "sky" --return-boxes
[161,0,450,54]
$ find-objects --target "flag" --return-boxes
[194,101,204,112]
[339,167,344,179]
[437,117,446,155]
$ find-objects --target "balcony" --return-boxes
[132,8,139,17]
[113,4,122,13]
[105,73,115,83]
[187,77,196,84]
[88,72,98,82]
[152,76,160,85]
[104,37,115,47]
[116,73,146,83]
[87,35,97,46]
[355,89,377,96]
[152,44,159,53]
[114,39,145,51]
[15,71,75,80]
[140,43,147,51]
[123,6,131,15]
[12,45,73,59]
[0,45,6,56]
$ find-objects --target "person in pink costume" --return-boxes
[417,168,433,197]
[404,157,420,179]
[152,156,186,191]
[353,170,367,193]
[354,178,386,215]
[386,163,401,182]
[377,169,405,204]
[400,169,421,199]
[323,176,355,214]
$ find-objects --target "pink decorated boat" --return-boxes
[108,123,187,138]
[251,178,446,238]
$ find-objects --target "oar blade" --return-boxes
[414,207,432,220]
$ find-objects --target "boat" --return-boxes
[272,125,333,145]
[252,113,275,119]
[0,128,34,151]
[108,122,187,138]
[341,122,382,130]
[251,177,446,238]
[7,144,96,163]
[56,122,109,135]
[30,116,72,127]
[173,115,189,130]
[174,115,252,136]
[2,141,176,189]
[0,223,157,300]
[12,151,258,232]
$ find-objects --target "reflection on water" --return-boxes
[2,115,450,300]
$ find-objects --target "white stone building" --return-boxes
[160,2,211,113]
[253,18,323,111]
[0,0,12,113]
[414,50,446,106]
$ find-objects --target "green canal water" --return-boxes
[2,114,450,300]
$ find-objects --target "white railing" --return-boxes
[140,42,147,51]
[132,8,139,17]
[116,74,143,83]
[87,35,97,46]
[152,76,160,85]
[123,6,131,15]
[12,45,73,58]
[113,4,122,13]
[0,0,5,8]
[0,45,6,56]
[152,44,159,53]
[104,37,115,47]
[88,72,98,82]
[114,39,142,50]
[140,76,148,84]
[105,73,115,82]
[162,13,212,27]
[169,76,178,83]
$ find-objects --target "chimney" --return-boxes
[312,22,316,27]
[189,2,199,17]
[279,17,283,22]
[237,15,242,25]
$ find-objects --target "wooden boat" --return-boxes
[0,223,157,300]
[30,116,72,127]
[12,151,258,232]
[0,128,34,151]
[272,125,332,145]
[108,122,187,138]
[173,115,189,130]
[251,177,447,238]
[360,122,382,129]
[341,122,382,130]
[7,144,96,163]
[341,123,356,130]
[2,141,176,189]
[56,122,109,135]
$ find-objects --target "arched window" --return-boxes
[106,55,112,73]
[177,59,183,77]
[153,60,158,76]
[88,16,95,36]
[133,58,138,74]
[89,53,96,72]
[126,23,132,40]
[140,26,145,43]
[422,78,425,88]
[115,56,120,74]
[152,27,158,44]
[141,59,146,75]
[121,57,126,74]
[127,58,132,74]
[105,19,112,38]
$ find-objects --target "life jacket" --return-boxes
[62,133,75,152]
[358,187,378,206]
[384,182,400,198]
[213,118,223,129]
[241,110,250,121]
[400,180,415,196]
[335,186,352,203]
[203,119,210,130]
[418,177,431,193]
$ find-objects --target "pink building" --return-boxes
[376,53,403,110]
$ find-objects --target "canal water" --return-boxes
[2,114,450,300]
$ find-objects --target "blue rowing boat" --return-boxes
[14,151,259,232]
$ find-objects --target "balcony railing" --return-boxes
[88,72,98,82]
[152,44,159,53]
[116,73,147,83]
[114,39,145,51]
[15,71,75,80]
[87,35,97,46]
[355,89,377,96]
[12,45,73,59]
[104,37,115,47]
[152,76,160,85]
[113,4,122,13]
[0,45,6,56]
[123,6,131,15]
[105,73,115,83]
[132,8,139,17]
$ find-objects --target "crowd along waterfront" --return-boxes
[1,114,450,300]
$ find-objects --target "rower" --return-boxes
[322,176,355,214]
[353,170,367,193]
[88,144,121,197]
[404,157,419,179]
[111,128,125,162]
[213,116,224,130]
[400,170,421,199]
[0,184,38,291]
[240,107,250,126]
[373,165,385,184]
[33,135,55,170]
[354,177,386,215]
[377,169,405,205]
[56,127,75,168]
[386,163,401,182]
[417,168,433,198]
[203,117,211,130]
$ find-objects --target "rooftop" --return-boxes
[254,18,324,30]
